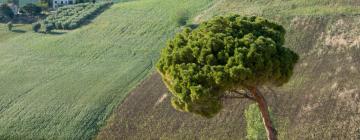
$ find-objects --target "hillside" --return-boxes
[0,0,213,139]
[97,0,360,139]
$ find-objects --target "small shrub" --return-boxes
[0,4,14,19]
[32,22,41,32]
[45,23,54,33]
[62,22,70,29]
[69,22,78,29]
[41,2,112,30]
[7,22,13,31]
[157,15,299,119]
[55,22,63,29]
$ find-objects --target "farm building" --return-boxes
[53,0,76,8]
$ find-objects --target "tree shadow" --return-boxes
[11,29,26,33]
[47,31,66,35]
[184,23,199,29]
[80,4,113,28]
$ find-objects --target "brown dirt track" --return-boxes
[97,72,252,140]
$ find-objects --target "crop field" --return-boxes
[0,0,213,139]
[98,0,360,139]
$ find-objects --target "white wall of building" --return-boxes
[53,0,76,8]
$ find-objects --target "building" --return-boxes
[53,0,76,8]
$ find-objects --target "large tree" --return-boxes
[157,15,298,140]
[0,4,14,20]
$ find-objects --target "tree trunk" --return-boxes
[250,87,277,140]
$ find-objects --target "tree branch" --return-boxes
[224,90,256,101]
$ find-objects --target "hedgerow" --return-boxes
[42,2,112,30]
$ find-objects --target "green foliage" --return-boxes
[22,3,42,15]
[69,22,78,29]
[7,21,12,31]
[0,4,14,19]
[157,15,299,118]
[44,23,54,33]
[245,103,269,140]
[54,22,62,29]
[42,2,111,30]
[32,22,41,32]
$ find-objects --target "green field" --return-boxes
[0,0,213,139]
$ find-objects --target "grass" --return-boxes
[98,0,360,139]
[194,0,360,22]
[0,24,33,43]
[0,0,213,139]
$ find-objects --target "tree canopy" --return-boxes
[157,15,298,118]
[0,4,14,20]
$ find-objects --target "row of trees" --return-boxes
[1,0,104,20]
[31,2,112,33]
[41,2,111,30]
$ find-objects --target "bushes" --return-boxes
[7,22,13,31]
[62,22,70,29]
[55,22,62,29]
[32,22,41,32]
[0,4,14,20]
[42,2,112,30]
[68,22,78,29]
[45,23,54,33]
